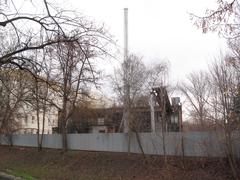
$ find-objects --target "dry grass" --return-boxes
[0,145,238,180]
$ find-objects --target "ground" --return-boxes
[0,145,238,180]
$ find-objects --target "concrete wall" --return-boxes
[0,132,239,157]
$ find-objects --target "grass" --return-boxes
[5,168,35,180]
[0,145,237,180]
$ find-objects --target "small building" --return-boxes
[16,105,58,134]
[0,70,59,135]
[67,87,182,133]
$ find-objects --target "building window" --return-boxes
[25,115,28,124]
[97,118,104,125]
[16,114,21,118]
[32,116,35,123]
[171,115,178,124]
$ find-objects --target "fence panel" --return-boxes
[0,132,239,157]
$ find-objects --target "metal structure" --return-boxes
[150,87,182,132]
[122,8,130,133]
[124,8,128,62]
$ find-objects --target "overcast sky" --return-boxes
[18,0,228,86]
[15,0,228,101]
[61,0,228,83]
[54,0,228,103]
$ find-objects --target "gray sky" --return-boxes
[19,0,228,83]
[58,0,228,105]
[63,0,228,83]
[14,0,228,101]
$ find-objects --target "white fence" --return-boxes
[0,132,240,157]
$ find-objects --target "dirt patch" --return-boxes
[0,146,238,180]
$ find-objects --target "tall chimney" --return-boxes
[122,8,129,133]
[124,8,128,62]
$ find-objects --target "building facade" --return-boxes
[67,87,182,133]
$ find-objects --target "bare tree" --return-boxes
[0,0,114,151]
[48,27,110,151]
[178,71,211,130]
[181,55,239,179]
[54,41,87,152]
[112,55,169,130]
[0,0,115,78]
[190,0,239,38]
[0,67,31,145]
[113,54,145,154]
[209,57,239,179]
[29,51,54,151]
[112,54,169,155]
[145,61,169,89]
[190,0,239,97]
[152,87,169,163]
[0,1,82,68]
[112,54,147,132]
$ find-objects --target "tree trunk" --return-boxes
[60,107,68,152]
[36,105,41,151]
[225,130,238,180]
[37,115,41,151]
[39,106,47,151]
[134,130,145,158]
[161,95,167,164]
[181,132,185,169]
[127,131,131,155]
[62,124,68,152]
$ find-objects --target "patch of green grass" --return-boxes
[6,169,35,180]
